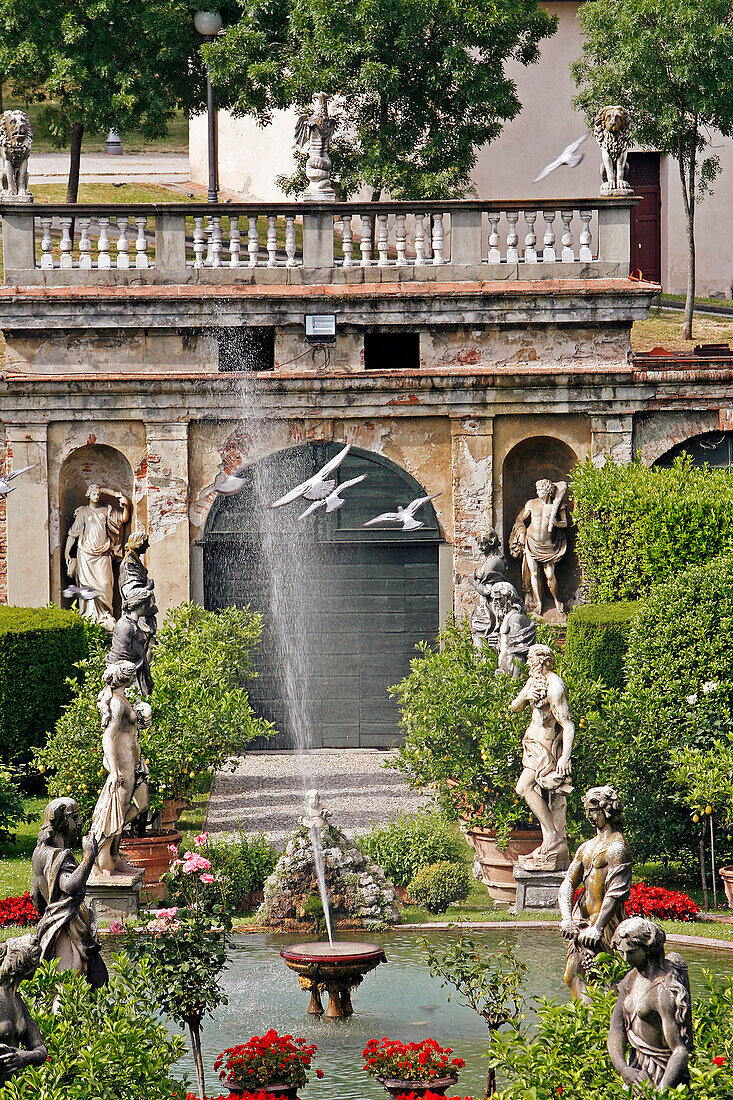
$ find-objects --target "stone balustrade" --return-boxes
[0,197,638,285]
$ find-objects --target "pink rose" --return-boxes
[194,832,209,848]
[168,844,179,855]
[108,919,123,935]
[156,907,178,919]
[200,873,215,884]
[182,853,212,874]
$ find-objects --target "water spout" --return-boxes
[302,789,334,947]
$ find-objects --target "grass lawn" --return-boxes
[31,182,201,205]
[632,307,733,353]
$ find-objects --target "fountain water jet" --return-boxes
[301,790,334,948]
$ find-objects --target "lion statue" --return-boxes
[594,105,632,194]
[0,110,33,202]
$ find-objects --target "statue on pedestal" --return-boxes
[31,797,108,988]
[65,484,130,631]
[0,110,33,203]
[558,785,632,1000]
[0,935,47,1084]
[469,530,507,650]
[295,92,339,201]
[510,479,569,617]
[106,536,157,697]
[118,528,155,614]
[90,661,150,878]
[608,918,693,1091]
[509,645,574,871]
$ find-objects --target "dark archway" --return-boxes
[502,436,579,608]
[202,443,442,749]
[654,432,733,470]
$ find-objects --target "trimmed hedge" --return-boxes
[0,606,87,764]
[407,860,472,913]
[564,601,641,689]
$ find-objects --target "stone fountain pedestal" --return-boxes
[281,941,386,1018]
[511,865,564,914]
[86,868,144,923]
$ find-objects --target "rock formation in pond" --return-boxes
[259,816,399,929]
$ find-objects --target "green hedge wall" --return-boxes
[0,606,87,764]
[565,601,641,689]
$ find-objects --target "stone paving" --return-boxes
[205,749,430,846]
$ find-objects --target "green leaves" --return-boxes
[422,936,525,1029]
[358,808,468,887]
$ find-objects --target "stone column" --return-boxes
[450,416,494,618]
[590,415,633,465]
[145,422,190,614]
[5,424,50,606]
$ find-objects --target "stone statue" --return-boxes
[65,484,131,631]
[31,797,108,988]
[509,644,574,871]
[558,785,632,1000]
[469,530,507,650]
[0,934,47,1084]
[90,661,150,878]
[295,92,339,201]
[301,789,331,834]
[594,105,632,195]
[0,111,33,203]
[119,528,154,614]
[491,581,536,677]
[509,479,569,616]
[608,918,693,1091]
[106,569,157,698]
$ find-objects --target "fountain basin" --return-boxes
[281,941,386,1018]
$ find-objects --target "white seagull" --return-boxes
[271,444,352,508]
[298,474,367,520]
[533,133,589,183]
[363,493,441,532]
[0,464,37,495]
[63,584,100,602]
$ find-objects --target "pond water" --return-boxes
[172,928,733,1099]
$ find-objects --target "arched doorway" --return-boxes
[654,432,733,469]
[201,443,442,749]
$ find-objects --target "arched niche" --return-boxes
[653,431,733,470]
[60,444,134,617]
[502,436,579,610]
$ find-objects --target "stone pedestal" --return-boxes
[511,865,564,914]
[86,869,144,923]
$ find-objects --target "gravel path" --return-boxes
[205,750,429,845]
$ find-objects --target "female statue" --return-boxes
[0,935,47,1084]
[469,529,507,650]
[90,661,150,877]
[491,581,536,676]
[608,917,693,1092]
[65,484,130,631]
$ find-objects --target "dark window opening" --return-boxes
[364,331,420,371]
[216,327,275,372]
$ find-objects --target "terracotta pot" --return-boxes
[227,1082,299,1099]
[466,827,543,904]
[378,1076,458,1099]
[119,829,182,900]
[160,799,187,829]
[720,866,733,908]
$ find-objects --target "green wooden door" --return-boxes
[202,444,441,749]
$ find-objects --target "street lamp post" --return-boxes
[194,10,224,204]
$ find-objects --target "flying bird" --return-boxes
[271,444,352,508]
[0,464,36,496]
[298,474,367,520]
[363,493,441,532]
[63,584,100,602]
[214,464,250,496]
[533,133,589,183]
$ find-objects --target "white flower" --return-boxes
[686,693,698,706]
[702,681,718,695]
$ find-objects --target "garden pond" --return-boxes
[166,927,733,1099]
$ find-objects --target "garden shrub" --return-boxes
[0,605,87,764]
[167,831,278,912]
[564,601,640,689]
[407,860,472,913]
[0,765,28,843]
[571,454,733,601]
[358,808,468,887]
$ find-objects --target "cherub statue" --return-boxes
[594,105,632,194]
[300,789,331,834]
[295,92,339,201]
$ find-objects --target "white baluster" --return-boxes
[59,217,73,269]
[40,217,54,269]
[360,214,373,266]
[431,213,445,265]
[523,211,538,263]
[97,217,111,269]
[134,217,149,269]
[414,214,426,265]
[77,218,92,269]
[229,217,241,267]
[210,216,223,268]
[395,214,407,266]
[376,213,389,266]
[205,222,214,266]
[542,211,556,262]
[487,213,501,263]
[285,216,297,267]
[193,217,205,268]
[561,210,574,263]
[116,217,130,269]
[579,209,593,262]
[248,216,259,267]
[267,215,278,267]
[341,214,353,267]
[506,212,519,264]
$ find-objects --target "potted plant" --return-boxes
[363,1037,464,1099]
[214,1030,323,1098]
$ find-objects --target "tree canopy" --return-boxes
[205,0,557,200]
[571,0,733,336]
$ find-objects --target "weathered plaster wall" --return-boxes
[5,331,218,377]
[422,324,630,371]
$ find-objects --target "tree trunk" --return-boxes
[188,1016,206,1100]
[677,132,696,341]
[485,1025,496,1097]
[66,121,85,203]
[699,828,709,910]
